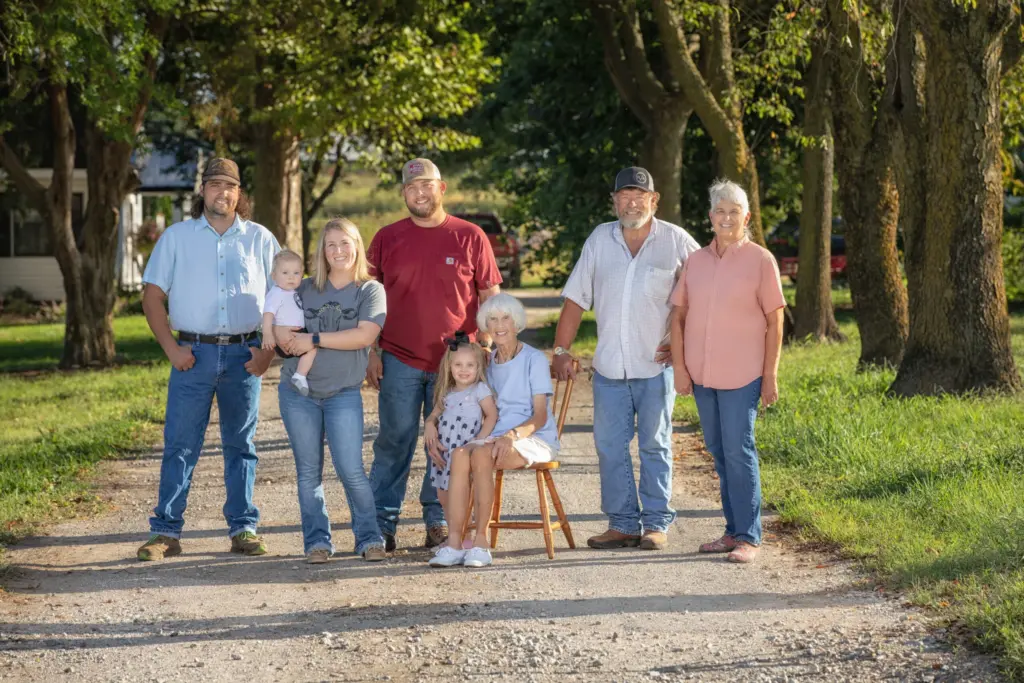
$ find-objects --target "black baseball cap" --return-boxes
[614,166,654,193]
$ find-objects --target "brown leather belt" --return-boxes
[177,331,259,345]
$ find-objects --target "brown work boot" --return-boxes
[362,546,387,562]
[424,525,448,549]
[137,535,181,561]
[230,531,268,556]
[640,530,668,550]
[587,529,641,549]
[726,541,760,564]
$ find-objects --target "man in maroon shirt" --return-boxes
[366,158,502,552]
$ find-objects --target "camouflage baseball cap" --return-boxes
[401,158,442,184]
[202,157,241,185]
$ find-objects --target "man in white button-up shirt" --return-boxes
[553,167,700,551]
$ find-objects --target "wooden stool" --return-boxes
[462,358,579,559]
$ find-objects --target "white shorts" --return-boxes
[466,435,558,467]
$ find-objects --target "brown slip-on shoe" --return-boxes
[640,530,667,550]
[306,549,330,564]
[726,541,760,564]
[137,535,181,561]
[424,525,449,549]
[587,529,641,549]
[699,534,738,553]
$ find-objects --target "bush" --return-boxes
[0,288,64,323]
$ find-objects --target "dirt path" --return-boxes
[0,291,1001,682]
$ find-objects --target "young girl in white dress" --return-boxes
[423,334,498,522]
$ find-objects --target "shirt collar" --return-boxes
[708,234,749,259]
[194,213,244,235]
[612,216,659,246]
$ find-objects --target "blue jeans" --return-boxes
[593,368,676,535]
[692,377,763,545]
[278,383,384,555]
[150,340,261,538]
[369,351,445,536]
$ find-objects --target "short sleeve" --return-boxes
[678,230,701,261]
[472,229,502,289]
[262,287,284,315]
[561,237,596,310]
[359,280,387,327]
[142,229,175,293]
[527,348,554,397]
[669,258,689,308]
[262,232,281,292]
[757,251,786,314]
[474,382,494,404]
[367,231,383,280]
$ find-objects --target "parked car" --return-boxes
[766,219,847,282]
[454,212,522,288]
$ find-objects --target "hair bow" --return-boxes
[444,331,470,351]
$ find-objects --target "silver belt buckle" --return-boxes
[215,335,232,345]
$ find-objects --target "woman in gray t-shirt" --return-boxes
[276,218,386,562]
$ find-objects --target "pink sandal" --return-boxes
[698,535,738,553]
[726,541,760,563]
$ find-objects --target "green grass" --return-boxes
[0,316,168,553]
[0,316,163,372]
[311,171,509,246]
[542,307,1024,677]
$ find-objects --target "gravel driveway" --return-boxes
[0,291,1002,682]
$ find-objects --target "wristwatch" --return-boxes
[311,332,321,348]
[553,346,569,356]
[509,427,522,441]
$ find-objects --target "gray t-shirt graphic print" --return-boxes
[280,278,386,399]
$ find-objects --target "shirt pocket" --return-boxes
[643,266,676,302]
[436,254,473,282]
[236,245,260,289]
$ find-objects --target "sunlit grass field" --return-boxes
[0,317,167,547]
[542,304,1024,677]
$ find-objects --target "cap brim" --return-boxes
[203,175,240,185]
[615,184,654,192]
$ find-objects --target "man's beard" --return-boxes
[205,199,235,218]
[619,209,653,230]
[407,196,439,218]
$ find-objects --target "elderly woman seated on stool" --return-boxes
[429,292,561,568]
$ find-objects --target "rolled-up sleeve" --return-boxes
[142,230,175,294]
[758,252,786,314]
[360,280,387,328]
[669,259,689,308]
[561,238,596,310]
[528,349,554,397]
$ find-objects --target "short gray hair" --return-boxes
[476,291,527,334]
[708,179,750,216]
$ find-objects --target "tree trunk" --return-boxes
[890,1,1021,396]
[253,124,303,253]
[827,0,909,368]
[593,1,692,224]
[650,0,765,246]
[794,39,843,342]
[640,110,691,226]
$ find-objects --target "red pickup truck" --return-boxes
[767,225,847,282]
[454,212,522,288]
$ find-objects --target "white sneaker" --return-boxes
[463,546,492,568]
[291,374,310,396]
[428,546,465,567]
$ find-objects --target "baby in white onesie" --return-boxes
[262,249,316,395]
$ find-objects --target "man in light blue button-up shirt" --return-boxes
[136,157,280,561]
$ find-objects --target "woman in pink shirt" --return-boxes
[669,180,785,563]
